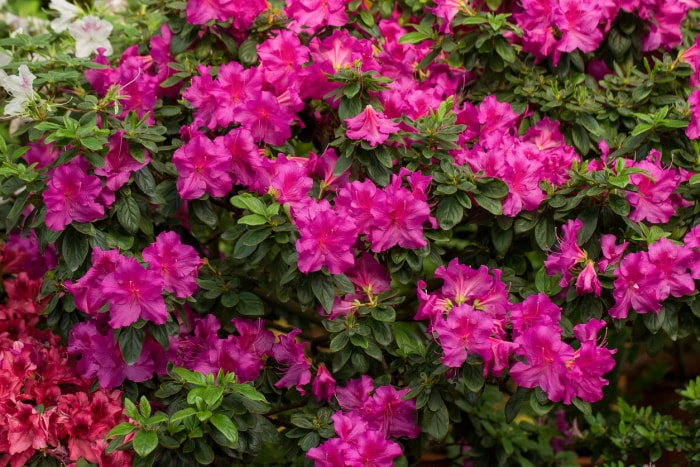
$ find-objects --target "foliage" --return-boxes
[1,0,700,465]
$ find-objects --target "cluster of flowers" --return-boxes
[0,234,130,467]
[511,0,698,64]
[452,98,578,216]
[543,147,696,319]
[307,376,418,467]
[417,259,616,403]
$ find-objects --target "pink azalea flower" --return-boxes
[625,150,682,224]
[172,134,233,200]
[575,260,602,297]
[597,234,629,273]
[312,363,336,402]
[510,324,575,403]
[364,385,420,438]
[43,157,105,232]
[345,105,401,147]
[285,0,348,32]
[336,375,374,412]
[272,329,312,394]
[238,91,295,146]
[435,304,494,368]
[564,319,616,404]
[647,237,695,299]
[686,89,700,139]
[100,256,167,328]
[510,293,562,337]
[94,130,150,191]
[368,172,435,252]
[142,231,201,298]
[335,180,382,235]
[344,429,404,467]
[183,65,224,130]
[609,252,664,319]
[293,198,357,275]
[544,219,587,287]
[64,248,123,316]
[185,0,237,24]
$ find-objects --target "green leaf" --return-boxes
[231,193,267,215]
[493,36,515,63]
[140,395,152,419]
[472,193,502,215]
[61,226,89,272]
[423,394,449,440]
[170,408,197,423]
[311,273,336,314]
[643,307,665,334]
[132,430,159,457]
[106,422,137,438]
[233,383,268,402]
[534,214,556,250]
[572,398,592,416]
[209,413,239,444]
[118,326,146,366]
[371,307,396,322]
[461,363,485,392]
[117,195,141,234]
[436,196,464,230]
[330,332,349,352]
[505,387,529,423]
[299,431,320,451]
[238,214,268,226]
[191,199,217,229]
[238,38,258,66]
[193,439,215,465]
[237,292,265,316]
[399,32,429,44]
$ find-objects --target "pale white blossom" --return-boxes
[94,0,128,12]
[68,15,113,58]
[0,65,37,116]
[49,0,83,33]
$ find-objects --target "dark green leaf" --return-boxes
[117,195,141,234]
[436,196,464,230]
[118,326,146,366]
[237,292,265,316]
[311,273,336,314]
[61,226,89,272]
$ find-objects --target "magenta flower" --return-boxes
[625,151,682,224]
[94,130,150,191]
[64,248,123,316]
[143,231,201,298]
[312,363,336,402]
[575,261,602,297]
[336,375,374,412]
[647,237,695,299]
[608,252,664,319]
[510,324,575,403]
[368,172,434,252]
[544,219,587,287]
[100,256,167,328]
[344,429,404,467]
[687,89,700,139]
[43,157,105,232]
[364,385,419,438]
[257,30,310,91]
[564,319,616,404]
[272,329,311,394]
[293,199,357,275]
[238,91,295,146]
[510,293,561,338]
[335,180,382,235]
[345,105,400,147]
[182,65,223,130]
[172,134,232,200]
[435,304,494,368]
[597,234,629,273]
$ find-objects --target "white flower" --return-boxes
[0,65,37,116]
[94,0,128,12]
[68,15,113,58]
[49,0,83,33]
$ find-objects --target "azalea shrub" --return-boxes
[2,0,700,465]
